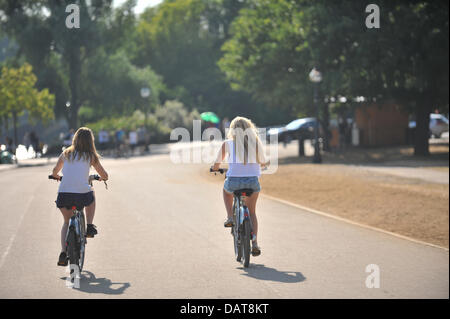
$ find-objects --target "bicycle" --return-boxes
[48,174,107,277]
[210,168,254,268]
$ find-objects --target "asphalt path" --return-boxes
[0,154,448,298]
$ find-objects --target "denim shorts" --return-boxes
[224,176,261,194]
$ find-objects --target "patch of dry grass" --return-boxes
[259,164,449,248]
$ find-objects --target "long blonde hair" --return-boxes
[227,116,266,165]
[63,127,100,164]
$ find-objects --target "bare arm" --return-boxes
[92,159,108,181]
[52,154,64,179]
[211,141,227,171]
[257,139,270,167]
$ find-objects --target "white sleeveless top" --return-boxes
[58,153,92,194]
[225,140,261,177]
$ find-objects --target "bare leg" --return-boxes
[223,189,234,219]
[59,208,73,252]
[244,192,259,242]
[85,197,96,224]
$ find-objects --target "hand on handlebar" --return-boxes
[210,166,226,174]
[48,174,62,181]
[89,174,108,189]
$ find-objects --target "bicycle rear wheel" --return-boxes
[232,201,242,262]
[67,227,80,270]
[233,221,242,262]
[79,213,86,272]
[242,219,251,268]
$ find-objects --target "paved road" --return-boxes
[0,154,448,298]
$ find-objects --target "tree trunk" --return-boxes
[321,103,330,152]
[414,102,430,156]
[2,115,9,136]
[298,136,305,156]
[12,111,18,154]
[68,49,81,129]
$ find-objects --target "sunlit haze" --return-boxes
[113,0,163,14]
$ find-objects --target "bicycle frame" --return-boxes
[209,168,253,267]
[65,206,86,272]
[49,173,106,279]
[67,209,85,239]
[232,192,253,267]
[234,194,251,228]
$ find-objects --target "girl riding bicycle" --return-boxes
[51,127,108,266]
[211,116,268,257]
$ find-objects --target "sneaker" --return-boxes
[86,224,98,238]
[57,252,68,266]
[251,242,261,256]
[224,217,234,228]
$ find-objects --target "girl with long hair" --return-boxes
[51,127,108,266]
[211,116,268,257]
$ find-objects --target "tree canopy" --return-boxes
[219,0,449,154]
[0,63,55,144]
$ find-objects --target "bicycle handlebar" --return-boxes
[48,174,101,181]
[49,174,107,189]
[210,168,227,174]
[210,166,268,174]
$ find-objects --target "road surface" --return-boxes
[0,154,448,298]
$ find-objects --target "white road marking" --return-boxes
[0,194,35,269]
[261,193,449,251]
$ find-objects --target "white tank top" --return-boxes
[58,153,92,193]
[226,140,261,177]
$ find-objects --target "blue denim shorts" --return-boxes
[224,176,261,194]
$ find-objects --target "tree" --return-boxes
[0,0,115,129]
[134,0,290,125]
[0,63,55,148]
[219,0,449,155]
[83,49,165,121]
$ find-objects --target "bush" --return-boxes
[155,100,200,131]
[85,100,199,144]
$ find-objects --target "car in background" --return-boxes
[0,144,16,164]
[408,113,449,138]
[266,125,286,142]
[430,114,449,138]
[266,117,323,143]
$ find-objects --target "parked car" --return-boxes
[408,113,449,138]
[0,145,16,164]
[267,117,323,143]
[266,125,287,142]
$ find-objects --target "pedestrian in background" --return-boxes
[129,129,138,155]
[98,128,109,151]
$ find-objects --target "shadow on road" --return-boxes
[238,264,306,283]
[61,270,130,295]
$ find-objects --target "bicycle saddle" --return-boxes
[234,188,254,197]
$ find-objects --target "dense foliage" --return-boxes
[1,0,448,155]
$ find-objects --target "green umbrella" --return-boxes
[200,112,220,124]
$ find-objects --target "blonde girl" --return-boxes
[211,116,268,256]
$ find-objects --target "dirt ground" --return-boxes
[204,144,449,248]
